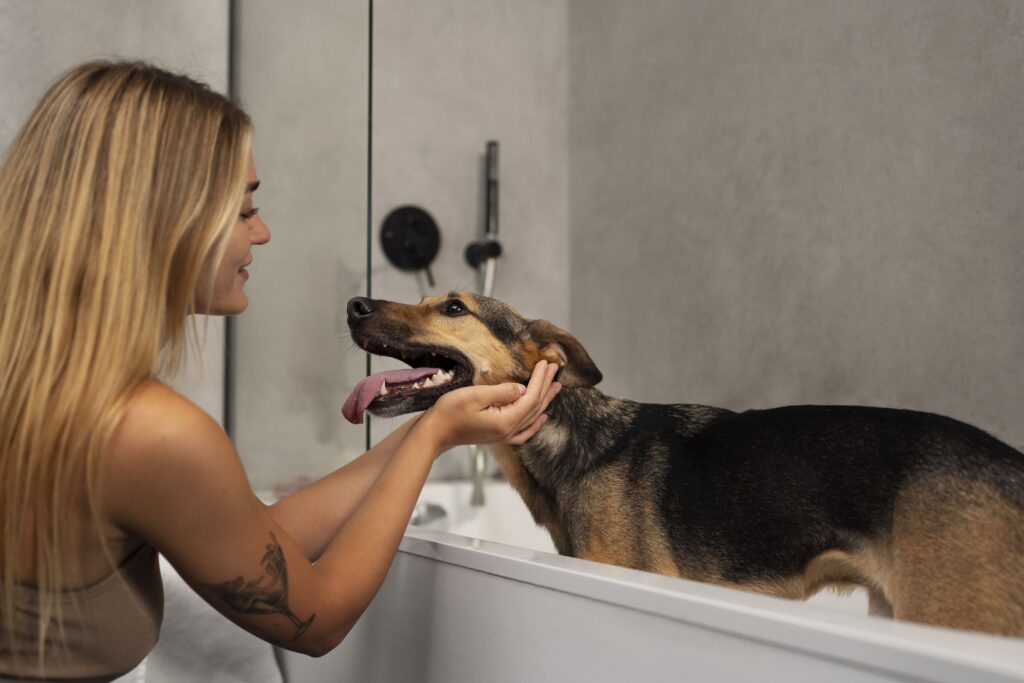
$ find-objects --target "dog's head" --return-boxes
[342,292,601,423]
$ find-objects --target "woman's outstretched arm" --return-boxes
[267,415,421,561]
[100,362,559,656]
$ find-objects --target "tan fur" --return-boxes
[520,341,563,377]
[488,444,537,516]
[578,464,682,577]
[385,296,520,384]
[718,547,886,602]
[489,444,570,554]
[885,475,1024,635]
[577,464,639,570]
[706,477,1024,634]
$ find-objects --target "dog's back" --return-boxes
[670,405,1024,582]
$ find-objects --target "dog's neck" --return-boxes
[486,388,623,553]
[518,387,637,481]
[488,387,731,555]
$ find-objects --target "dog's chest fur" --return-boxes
[489,388,731,572]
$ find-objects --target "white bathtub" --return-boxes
[410,479,561,552]
[412,480,867,615]
[279,480,1024,683]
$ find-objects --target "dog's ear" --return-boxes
[523,320,602,388]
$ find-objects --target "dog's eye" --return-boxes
[444,300,468,317]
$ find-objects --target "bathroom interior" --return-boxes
[3,0,1024,681]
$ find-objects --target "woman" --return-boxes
[0,61,560,681]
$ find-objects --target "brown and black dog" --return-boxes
[344,292,1024,637]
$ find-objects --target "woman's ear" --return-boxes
[523,319,603,388]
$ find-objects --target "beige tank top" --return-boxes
[0,543,163,682]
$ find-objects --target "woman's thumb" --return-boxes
[475,382,526,407]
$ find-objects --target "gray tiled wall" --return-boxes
[568,0,1024,449]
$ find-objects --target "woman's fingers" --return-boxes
[426,361,566,449]
[491,361,547,412]
[534,362,560,410]
[508,413,549,445]
[471,381,528,409]
[507,362,562,438]
[540,378,562,413]
[520,360,553,407]
[508,362,556,429]
[440,361,562,446]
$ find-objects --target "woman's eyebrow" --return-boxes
[246,180,261,193]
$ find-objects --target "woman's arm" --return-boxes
[101,363,559,656]
[268,415,420,561]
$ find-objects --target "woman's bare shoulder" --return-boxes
[101,380,251,533]
[110,380,224,451]
[104,380,238,481]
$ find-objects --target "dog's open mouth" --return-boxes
[342,340,473,424]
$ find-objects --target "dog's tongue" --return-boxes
[342,367,441,424]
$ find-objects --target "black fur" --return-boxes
[519,390,1024,583]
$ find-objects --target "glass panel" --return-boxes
[232,0,370,494]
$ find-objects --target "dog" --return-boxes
[344,292,1024,637]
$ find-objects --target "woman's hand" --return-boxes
[418,360,562,452]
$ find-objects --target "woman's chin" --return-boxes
[195,293,248,316]
[218,297,249,316]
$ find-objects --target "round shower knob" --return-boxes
[380,205,441,286]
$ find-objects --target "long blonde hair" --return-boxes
[0,60,251,663]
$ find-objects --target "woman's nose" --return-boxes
[251,215,271,245]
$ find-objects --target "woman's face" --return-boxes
[195,155,270,315]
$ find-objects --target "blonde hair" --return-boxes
[0,60,251,665]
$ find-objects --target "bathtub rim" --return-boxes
[401,526,1024,683]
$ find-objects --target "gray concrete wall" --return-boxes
[568,0,1024,449]
[0,0,230,424]
[232,0,370,491]
[370,0,570,477]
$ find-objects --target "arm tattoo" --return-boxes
[201,531,315,641]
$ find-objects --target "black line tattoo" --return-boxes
[201,531,315,641]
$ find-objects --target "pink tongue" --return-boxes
[342,367,441,424]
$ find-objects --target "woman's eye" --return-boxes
[445,300,467,316]
[240,207,260,220]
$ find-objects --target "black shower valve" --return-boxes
[380,205,441,287]
[465,240,502,269]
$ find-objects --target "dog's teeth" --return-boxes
[424,369,452,387]
[378,383,389,396]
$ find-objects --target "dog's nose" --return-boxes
[347,297,376,322]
